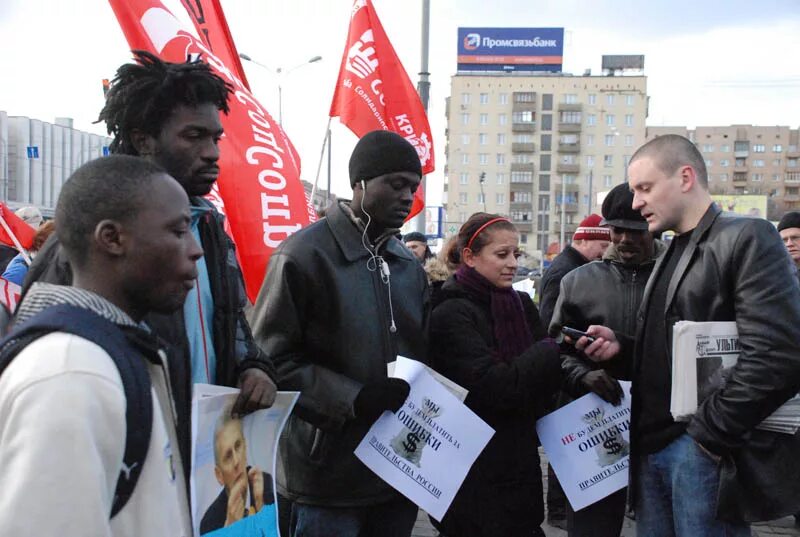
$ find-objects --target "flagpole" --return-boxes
[0,214,31,265]
[411,0,431,235]
[311,118,332,212]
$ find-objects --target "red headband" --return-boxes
[466,217,512,250]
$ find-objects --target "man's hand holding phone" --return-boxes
[572,325,621,362]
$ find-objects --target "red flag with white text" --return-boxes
[0,203,35,250]
[107,0,315,301]
[330,0,434,219]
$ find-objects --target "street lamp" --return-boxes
[479,172,486,212]
[239,53,322,126]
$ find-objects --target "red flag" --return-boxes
[0,203,35,250]
[0,277,21,313]
[330,0,434,220]
[107,0,316,301]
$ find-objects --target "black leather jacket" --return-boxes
[250,201,428,506]
[550,241,665,396]
[630,204,800,522]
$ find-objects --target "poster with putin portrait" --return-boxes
[191,385,298,537]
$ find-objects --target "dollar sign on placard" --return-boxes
[603,438,622,455]
[402,433,419,453]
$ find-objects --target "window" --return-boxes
[514,134,534,143]
[498,113,508,126]
[515,92,536,103]
[721,144,730,152]
[735,158,746,167]
[753,159,765,168]
[773,159,782,166]
[539,175,550,191]
[625,134,634,147]
[540,134,552,151]
[719,173,728,182]
[520,234,528,245]
[480,113,488,125]
[479,133,488,145]
[459,173,468,185]
[773,144,783,152]
[720,159,730,167]
[461,153,469,165]
[560,154,577,165]
[607,94,615,105]
[511,171,533,183]
[458,212,467,223]
[603,174,613,187]
[562,174,577,184]
[461,134,470,145]
[604,155,613,167]
[702,144,714,153]
[479,93,489,104]
[540,154,551,171]
[625,114,634,127]
[560,111,581,124]
[564,94,577,104]
[497,153,506,165]
[587,114,597,126]
[559,134,578,144]
[586,134,595,146]
[461,93,470,105]
[734,141,749,152]
[461,113,470,125]
[499,93,509,105]
[773,174,781,181]
[496,173,505,185]
[705,159,713,167]
[496,193,505,205]
[588,94,597,105]
[586,155,595,167]
[625,95,634,106]
[512,111,534,123]
[479,153,489,165]
[541,114,552,131]
[513,154,532,164]
[753,144,765,153]
[542,94,553,110]
[789,158,798,168]
[606,114,615,126]
[752,173,763,181]
[605,134,616,147]
[458,192,467,204]
[511,191,532,203]
[497,133,506,145]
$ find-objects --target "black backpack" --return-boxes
[0,303,153,517]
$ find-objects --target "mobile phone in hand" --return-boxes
[561,326,596,344]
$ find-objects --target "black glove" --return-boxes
[580,370,623,405]
[354,378,410,421]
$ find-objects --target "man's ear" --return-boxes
[679,165,698,193]
[130,128,156,157]
[93,220,126,258]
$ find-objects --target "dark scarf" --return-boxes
[455,265,533,363]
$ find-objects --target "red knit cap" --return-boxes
[573,213,610,241]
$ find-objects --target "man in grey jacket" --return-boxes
[580,135,800,536]
[251,130,428,537]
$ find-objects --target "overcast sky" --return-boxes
[1,0,798,202]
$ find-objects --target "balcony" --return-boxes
[512,121,536,133]
[787,148,800,158]
[513,222,534,233]
[512,142,536,153]
[557,203,580,213]
[557,162,580,174]
[558,103,583,112]
[785,174,800,184]
[783,194,800,202]
[733,174,748,186]
[558,122,582,133]
[733,165,748,173]
[557,142,581,153]
[553,222,579,234]
[511,162,536,173]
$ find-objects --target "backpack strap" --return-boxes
[0,303,153,517]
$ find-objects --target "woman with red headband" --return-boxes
[429,212,562,537]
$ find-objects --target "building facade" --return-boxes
[444,72,647,254]
[646,125,800,220]
[0,111,111,215]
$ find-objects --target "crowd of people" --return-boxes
[0,53,798,537]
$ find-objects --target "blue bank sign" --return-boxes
[457,27,564,72]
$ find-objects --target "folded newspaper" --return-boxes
[670,321,800,434]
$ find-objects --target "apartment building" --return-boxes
[444,73,647,252]
[646,126,800,220]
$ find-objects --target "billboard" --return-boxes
[457,27,564,72]
[711,195,768,219]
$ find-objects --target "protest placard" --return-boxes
[355,356,494,521]
[191,385,298,537]
[536,382,632,511]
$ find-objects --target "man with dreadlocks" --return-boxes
[23,51,278,488]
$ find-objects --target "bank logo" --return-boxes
[346,29,379,79]
[464,33,480,51]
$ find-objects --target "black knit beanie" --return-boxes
[349,130,422,187]
[778,211,800,232]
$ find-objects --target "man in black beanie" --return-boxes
[251,130,428,537]
[403,231,433,263]
[549,182,665,537]
[778,211,800,275]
